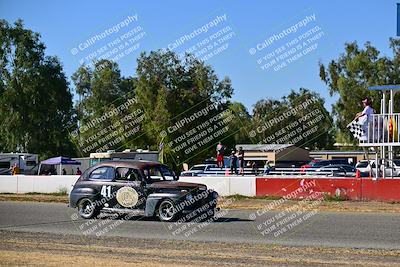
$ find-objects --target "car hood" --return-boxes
[149,181,207,190]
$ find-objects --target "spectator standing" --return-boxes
[238,147,245,176]
[62,168,67,175]
[263,160,271,175]
[10,163,20,175]
[251,161,258,175]
[76,167,82,175]
[355,97,374,121]
[49,167,57,175]
[355,97,374,141]
[229,150,237,175]
[216,141,225,168]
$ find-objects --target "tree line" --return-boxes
[1,19,398,164]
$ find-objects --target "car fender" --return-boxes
[69,187,99,208]
[145,192,183,217]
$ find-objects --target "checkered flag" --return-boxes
[347,120,365,140]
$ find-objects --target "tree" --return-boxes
[223,101,252,149]
[0,19,76,158]
[135,50,234,168]
[319,39,400,143]
[72,60,138,155]
[251,88,334,150]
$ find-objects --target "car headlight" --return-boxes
[185,194,194,201]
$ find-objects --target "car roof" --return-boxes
[94,160,162,169]
[321,164,354,168]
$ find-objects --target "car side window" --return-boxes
[89,166,115,180]
[143,167,162,182]
[115,167,141,182]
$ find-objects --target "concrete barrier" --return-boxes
[228,176,256,196]
[0,175,79,194]
[179,176,256,196]
[0,176,18,193]
[1,174,400,202]
[179,176,231,196]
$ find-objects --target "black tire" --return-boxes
[157,199,177,222]
[77,198,100,219]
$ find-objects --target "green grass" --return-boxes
[24,192,68,196]
[225,194,283,201]
[226,194,350,202]
[322,193,348,202]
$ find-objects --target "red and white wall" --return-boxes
[0,175,399,202]
[181,176,400,201]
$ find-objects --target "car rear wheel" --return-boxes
[158,199,177,222]
[77,198,100,219]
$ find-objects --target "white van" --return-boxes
[356,159,400,177]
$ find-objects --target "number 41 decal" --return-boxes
[101,185,112,198]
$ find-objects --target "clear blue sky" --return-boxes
[0,0,398,112]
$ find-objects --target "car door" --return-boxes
[107,167,147,210]
[86,165,116,207]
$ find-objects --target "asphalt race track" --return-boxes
[0,201,399,250]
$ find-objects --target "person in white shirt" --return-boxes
[355,97,374,141]
[355,97,374,122]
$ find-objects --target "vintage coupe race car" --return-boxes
[69,160,219,222]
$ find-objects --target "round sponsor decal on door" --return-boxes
[116,187,139,208]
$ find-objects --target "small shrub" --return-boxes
[56,187,68,196]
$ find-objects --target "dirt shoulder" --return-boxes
[0,230,399,267]
[0,193,68,203]
[1,193,400,213]
[222,196,400,213]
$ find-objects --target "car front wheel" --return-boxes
[77,198,100,219]
[158,199,177,222]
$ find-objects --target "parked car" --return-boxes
[69,160,219,222]
[301,159,349,172]
[180,164,219,176]
[356,160,400,177]
[315,164,357,177]
[355,160,375,173]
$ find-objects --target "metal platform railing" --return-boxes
[360,113,400,146]
[184,167,360,177]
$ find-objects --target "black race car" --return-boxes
[69,160,219,222]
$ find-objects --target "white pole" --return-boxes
[375,151,379,180]
[382,93,386,178]
[390,90,395,179]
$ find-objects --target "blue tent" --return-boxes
[39,156,80,175]
[41,156,80,165]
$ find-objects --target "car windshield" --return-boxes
[312,161,329,167]
[143,165,175,182]
[393,160,400,166]
[357,162,369,168]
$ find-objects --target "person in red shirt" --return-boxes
[216,141,225,168]
[76,167,82,175]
